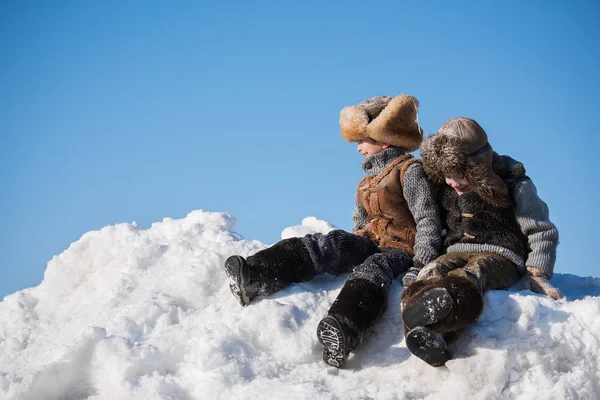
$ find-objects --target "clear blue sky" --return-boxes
[1,1,599,299]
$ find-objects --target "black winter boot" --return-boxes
[401,275,484,334]
[316,316,351,368]
[405,326,451,367]
[224,237,314,306]
[402,287,453,331]
[400,275,484,367]
[224,255,259,307]
[316,278,387,368]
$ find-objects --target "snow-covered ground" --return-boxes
[1,210,599,400]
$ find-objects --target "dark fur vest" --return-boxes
[440,155,529,259]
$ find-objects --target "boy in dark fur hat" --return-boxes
[400,117,562,367]
[224,94,443,368]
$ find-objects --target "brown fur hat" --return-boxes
[420,117,513,207]
[339,94,423,152]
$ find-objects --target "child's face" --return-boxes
[445,173,470,195]
[357,138,389,158]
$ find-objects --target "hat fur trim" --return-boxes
[420,133,515,208]
[340,94,423,152]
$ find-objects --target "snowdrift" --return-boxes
[1,210,599,400]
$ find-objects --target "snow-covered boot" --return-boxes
[317,278,387,368]
[402,287,453,332]
[401,275,484,334]
[224,255,259,307]
[316,316,351,368]
[225,237,314,306]
[405,326,451,367]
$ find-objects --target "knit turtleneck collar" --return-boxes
[361,147,406,177]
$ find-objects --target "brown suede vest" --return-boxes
[354,155,419,254]
[440,182,529,259]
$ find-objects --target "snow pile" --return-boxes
[281,216,336,240]
[1,210,599,400]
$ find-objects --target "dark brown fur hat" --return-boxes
[420,117,514,207]
[339,94,423,152]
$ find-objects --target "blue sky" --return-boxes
[1,0,599,299]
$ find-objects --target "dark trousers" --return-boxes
[401,252,521,337]
[418,252,521,294]
[302,229,412,347]
[301,229,412,291]
[251,229,413,347]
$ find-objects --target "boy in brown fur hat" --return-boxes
[224,94,443,368]
[400,117,562,367]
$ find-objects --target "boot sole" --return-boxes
[402,287,453,331]
[225,255,252,307]
[317,316,347,368]
[406,326,451,367]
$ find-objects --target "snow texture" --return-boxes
[1,210,599,400]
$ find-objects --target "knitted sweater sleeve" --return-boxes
[352,194,367,233]
[402,163,443,268]
[513,177,559,277]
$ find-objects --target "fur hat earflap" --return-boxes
[420,117,512,207]
[339,94,423,152]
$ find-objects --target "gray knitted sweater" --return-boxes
[352,147,442,268]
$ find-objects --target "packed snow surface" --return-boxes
[1,210,599,399]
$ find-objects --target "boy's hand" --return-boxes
[402,261,423,287]
[524,266,564,300]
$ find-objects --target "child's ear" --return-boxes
[382,143,390,149]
